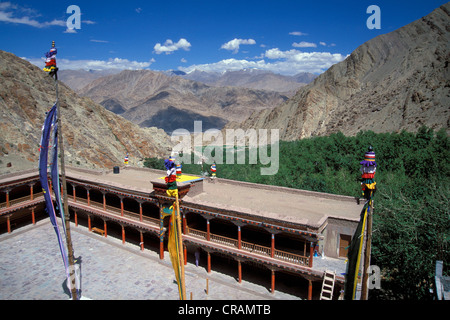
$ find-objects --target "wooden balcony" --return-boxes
[0,192,45,214]
[187,227,309,266]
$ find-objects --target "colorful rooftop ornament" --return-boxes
[360,146,377,199]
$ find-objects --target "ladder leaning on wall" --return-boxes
[320,270,336,300]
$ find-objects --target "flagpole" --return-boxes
[53,42,78,300]
[358,146,377,300]
[361,196,374,300]
[175,193,186,300]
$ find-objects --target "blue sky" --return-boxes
[0,0,447,75]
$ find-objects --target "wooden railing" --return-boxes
[274,249,308,265]
[71,197,160,225]
[186,227,309,266]
[0,192,44,210]
[241,240,272,256]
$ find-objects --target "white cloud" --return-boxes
[289,31,308,36]
[292,41,317,48]
[24,56,155,71]
[179,48,347,75]
[320,42,327,46]
[180,58,267,74]
[220,38,256,54]
[154,38,191,55]
[0,2,66,28]
[63,27,77,34]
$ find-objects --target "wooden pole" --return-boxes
[238,260,242,283]
[31,207,36,225]
[271,233,275,258]
[308,280,313,300]
[55,62,78,300]
[6,215,11,233]
[309,242,314,267]
[207,252,211,273]
[238,226,241,249]
[361,197,374,300]
[175,193,186,300]
[271,270,275,294]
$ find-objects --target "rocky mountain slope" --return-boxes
[79,70,288,134]
[0,50,172,173]
[235,3,449,140]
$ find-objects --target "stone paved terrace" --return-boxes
[0,218,301,300]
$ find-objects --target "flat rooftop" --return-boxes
[63,166,363,229]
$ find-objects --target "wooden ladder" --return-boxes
[320,270,336,300]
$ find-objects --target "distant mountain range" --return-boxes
[181,69,317,94]
[58,67,318,135]
[58,69,122,91]
[75,69,294,134]
[60,68,316,96]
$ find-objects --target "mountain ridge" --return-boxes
[181,69,317,94]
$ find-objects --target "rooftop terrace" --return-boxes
[63,166,363,231]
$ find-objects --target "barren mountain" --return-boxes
[0,50,172,173]
[79,70,288,134]
[182,69,317,95]
[58,69,121,91]
[236,3,450,140]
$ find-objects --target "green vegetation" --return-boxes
[145,127,449,300]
